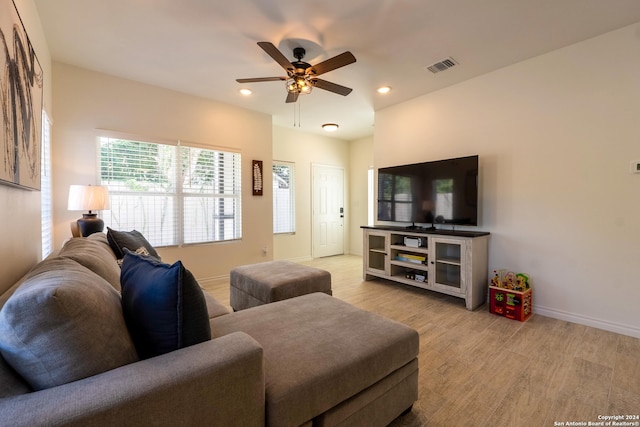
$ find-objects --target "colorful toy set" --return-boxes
[489,269,532,321]
[490,269,530,291]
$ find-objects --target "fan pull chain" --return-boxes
[293,99,302,127]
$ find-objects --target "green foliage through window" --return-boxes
[98,136,241,246]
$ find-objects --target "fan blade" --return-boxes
[258,42,295,72]
[236,77,286,83]
[286,92,299,103]
[313,79,353,96]
[309,51,356,76]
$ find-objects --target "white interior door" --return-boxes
[312,164,344,258]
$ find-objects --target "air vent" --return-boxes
[425,57,457,74]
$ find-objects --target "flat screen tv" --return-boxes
[377,155,478,227]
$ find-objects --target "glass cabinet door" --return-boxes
[432,238,464,292]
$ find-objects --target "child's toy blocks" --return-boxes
[489,286,532,322]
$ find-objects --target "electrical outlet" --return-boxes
[262,246,268,255]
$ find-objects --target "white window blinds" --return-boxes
[41,111,53,258]
[98,136,242,246]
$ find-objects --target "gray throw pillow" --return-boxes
[107,227,160,260]
[0,258,138,390]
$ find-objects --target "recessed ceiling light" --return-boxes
[377,86,391,94]
[239,88,253,96]
[322,123,339,132]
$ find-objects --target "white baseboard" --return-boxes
[534,304,640,339]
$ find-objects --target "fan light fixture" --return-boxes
[239,88,253,95]
[286,76,313,95]
[322,123,339,132]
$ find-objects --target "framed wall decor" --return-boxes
[252,160,263,196]
[0,0,44,191]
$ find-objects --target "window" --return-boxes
[273,161,295,234]
[98,135,242,246]
[367,167,374,226]
[41,111,53,258]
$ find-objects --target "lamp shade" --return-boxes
[68,185,110,212]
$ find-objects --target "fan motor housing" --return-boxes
[293,47,306,60]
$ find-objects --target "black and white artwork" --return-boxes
[0,0,43,190]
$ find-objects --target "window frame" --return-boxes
[272,160,296,235]
[97,132,242,247]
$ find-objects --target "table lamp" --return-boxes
[68,185,110,237]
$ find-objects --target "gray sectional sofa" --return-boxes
[0,234,419,426]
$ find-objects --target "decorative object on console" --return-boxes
[68,185,110,236]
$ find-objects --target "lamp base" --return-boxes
[77,213,104,237]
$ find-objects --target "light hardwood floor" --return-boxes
[201,255,640,427]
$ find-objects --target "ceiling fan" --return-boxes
[236,42,356,103]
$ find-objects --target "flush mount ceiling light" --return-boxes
[239,88,253,95]
[322,123,339,132]
[377,86,391,94]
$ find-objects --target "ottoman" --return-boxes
[230,260,332,311]
[210,293,419,427]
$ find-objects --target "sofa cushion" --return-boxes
[107,227,160,260]
[120,251,211,359]
[203,292,230,319]
[0,257,138,391]
[210,293,419,427]
[58,235,122,291]
[0,356,30,397]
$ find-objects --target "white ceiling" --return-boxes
[35,0,640,141]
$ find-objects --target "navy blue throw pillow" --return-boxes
[120,250,211,359]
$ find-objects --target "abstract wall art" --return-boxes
[0,0,43,190]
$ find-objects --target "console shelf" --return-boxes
[362,226,489,310]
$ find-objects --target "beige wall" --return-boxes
[349,136,374,256]
[0,0,52,295]
[375,24,640,337]
[10,0,637,340]
[272,126,351,261]
[51,63,274,281]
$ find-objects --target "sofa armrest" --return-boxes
[0,332,264,427]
